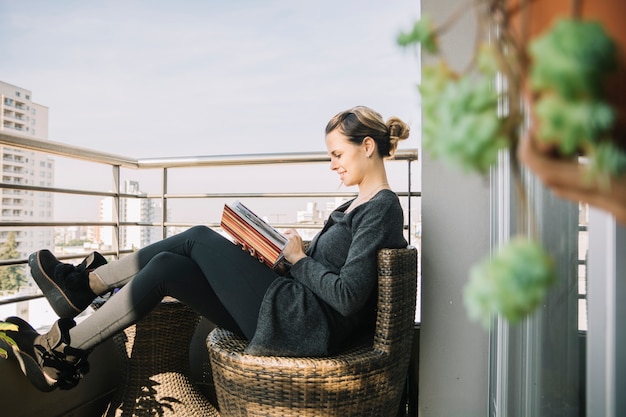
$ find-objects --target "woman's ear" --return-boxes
[363,136,376,158]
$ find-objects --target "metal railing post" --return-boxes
[112,165,121,260]
[161,167,168,240]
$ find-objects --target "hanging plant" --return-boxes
[463,237,555,328]
[528,18,626,185]
[398,0,625,328]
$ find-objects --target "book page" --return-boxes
[231,201,287,247]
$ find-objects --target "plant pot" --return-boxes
[510,0,626,141]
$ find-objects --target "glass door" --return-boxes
[489,152,581,417]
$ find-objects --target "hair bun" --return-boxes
[386,117,410,156]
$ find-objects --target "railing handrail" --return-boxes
[0,131,418,168]
[0,132,138,167]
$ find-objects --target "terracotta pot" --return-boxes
[510,0,626,140]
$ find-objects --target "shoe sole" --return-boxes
[29,251,81,319]
[0,318,57,392]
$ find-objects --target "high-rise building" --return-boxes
[0,81,54,258]
[99,180,163,250]
[1,81,49,139]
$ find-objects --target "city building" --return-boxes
[99,180,162,250]
[0,81,54,258]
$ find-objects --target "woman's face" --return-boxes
[325,129,369,187]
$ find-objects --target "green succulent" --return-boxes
[463,237,556,329]
[530,18,626,180]
[529,19,617,99]
[533,94,615,154]
[587,141,626,188]
[419,47,509,174]
[398,18,510,175]
[397,14,439,54]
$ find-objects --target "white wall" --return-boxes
[418,1,490,415]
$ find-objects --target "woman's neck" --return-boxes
[346,180,390,213]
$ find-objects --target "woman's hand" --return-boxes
[282,229,307,264]
[518,133,626,226]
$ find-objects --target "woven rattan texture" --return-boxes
[103,299,220,417]
[208,247,418,417]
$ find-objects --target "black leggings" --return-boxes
[69,226,279,350]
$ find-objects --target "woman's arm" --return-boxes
[288,195,405,316]
[289,226,381,316]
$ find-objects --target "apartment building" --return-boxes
[99,180,163,250]
[0,81,54,258]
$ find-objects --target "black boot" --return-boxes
[29,250,108,319]
[0,317,91,392]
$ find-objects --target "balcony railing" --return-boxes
[0,131,420,310]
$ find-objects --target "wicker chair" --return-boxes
[207,247,418,417]
[102,298,220,417]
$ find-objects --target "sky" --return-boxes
[0,0,422,222]
[1,0,421,158]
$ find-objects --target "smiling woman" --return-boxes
[324,106,410,212]
[0,104,411,396]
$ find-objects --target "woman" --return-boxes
[1,105,410,392]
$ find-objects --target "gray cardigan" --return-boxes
[246,189,408,357]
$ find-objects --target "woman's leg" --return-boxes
[71,227,279,349]
[70,252,243,350]
[92,225,260,288]
[87,226,215,289]
[92,225,279,337]
[30,225,274,319]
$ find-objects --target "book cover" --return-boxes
[220,200,288,268]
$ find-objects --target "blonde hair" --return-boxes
[325,106,410,157]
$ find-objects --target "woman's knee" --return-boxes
[185,225,216,240]
[184,225,231,249]
[147,252,201,276]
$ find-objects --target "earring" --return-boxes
[367,154,371,159]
